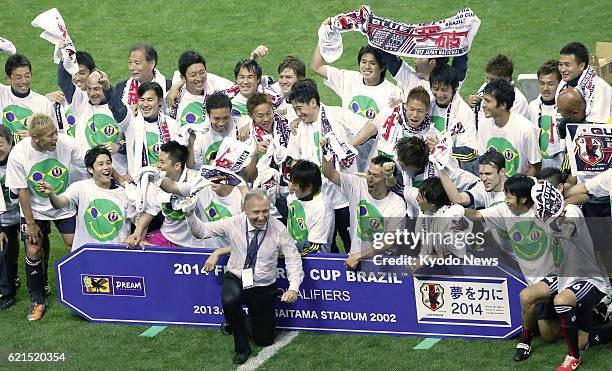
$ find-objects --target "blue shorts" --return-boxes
[20,216,76,241]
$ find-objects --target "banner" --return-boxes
[566,123,612,175]
[55,245,526,340]
[332,6,480,57]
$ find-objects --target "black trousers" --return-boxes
[221,272,277,354]
[331,206,351,254]
[0,224,20,297]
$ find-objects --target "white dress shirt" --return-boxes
[186,212,304,291]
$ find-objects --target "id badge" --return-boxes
[242,268,254,289]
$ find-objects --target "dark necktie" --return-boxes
[244,229,261,269]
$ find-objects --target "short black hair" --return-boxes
[503,174,535,208]
[76,51,96,72]
[395,136,429,172]
[419,177,450,208]
[370,154,393,166]
[205,91,232,114]
[5,53,31,76]
[131,44,158,67]
[160,140,188,168]
[234,59,262,80]
[178,50,206,77]
[537,167,566,187]
[138,81,163,99]
[0,125,13,146]
[479,151,506,172]
[290,160,322,195]
[85,145,112,175]
[357,46,386,80]
[483,78,515,111]
[560,42,589,67]
[286,78,320,105]
[429,64,459,92]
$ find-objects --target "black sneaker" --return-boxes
[220,322,232,336]
[0,295,16,311]
[232,350,251,365]
[513,342,532,361]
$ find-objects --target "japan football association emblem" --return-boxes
[420,283,444,311]
[576,136,603,166]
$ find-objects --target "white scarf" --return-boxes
[128,113,171,176]
[0,36,16,55]
[31,8,78,75]
[213,137,254,172]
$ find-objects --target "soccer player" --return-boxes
[115,44,172,109]
[0,125,20,311]
[228,59,273,130]
[190,92,237,170]
[58,69,128,178]
[185,189,304,364]
[428,64,479,175]
[556,42,612,123]
[527,60,563,168]
[463,175,557,361]
[321,153,406,266]
[125,141,199,248]
[1,54,56,143]
[38,146,130,250]
[468,54,529,127]
[477,79,542,176]
[287,160,334,254]
[167,50,234,127]
[286,78,370,253]
[5,113,85,320]
[102,71,179,176]
[350,87,440,159]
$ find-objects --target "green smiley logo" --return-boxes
[28,158,69,197]
[85,113,119,147]
[2,104,32,133]
[180,102,205,126]
[356,200,384,242]
[85,199,124,241]
[349,95,379,120]
[203,201,232,221]
[287,200,309,245]
[509,221,549,261]
[486,137,520,176]
[161,201,185,221]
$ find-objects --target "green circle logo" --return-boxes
[180,102,205,126]
[486,137,520,176]
[65,108,76,138]
[85,199,124,241]
[161,201,185,221]
[287,200,308,245]
[86,113,119,147]
[509,221,549,261]
[539,115,553,158]
[204,201,232,221]
[2,104,32,133]
[28,158,69,197]
[356,200,384,242]
[231,102,248,117]
[431,115,446,132]
[349,95,379,119]
[146,131,161,165]
[204,140,222,164]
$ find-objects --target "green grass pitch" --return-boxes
[2,0,611,369]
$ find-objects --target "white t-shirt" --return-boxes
[393,61,431,96]
[0,85,56,141]
[0,162,20,226]
[340,173,406,252]
[477,113,542,176]
[401,160,479,191]
[585,168,612,215]
[147,168,201,247]
[416,204,468,257]
[430,93,478,151]
[195,185,244,249]
[192,120,237,170]
[286,104,367,209]
[62,179,130,250]
[465,182,505,209]
[172,73,235,127]
[5,135,83,220]
[286,192,335,253]
[325,67,401,120]
[527,97,563,159]
[480,204,554,285]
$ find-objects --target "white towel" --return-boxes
[213,137,254,172]
[31,8,78,75]
[0,37,16,55]
[317,23,343,63]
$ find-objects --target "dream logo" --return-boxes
[113,276,146,297]
[420,283,444,311]
[81,274,145,297]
